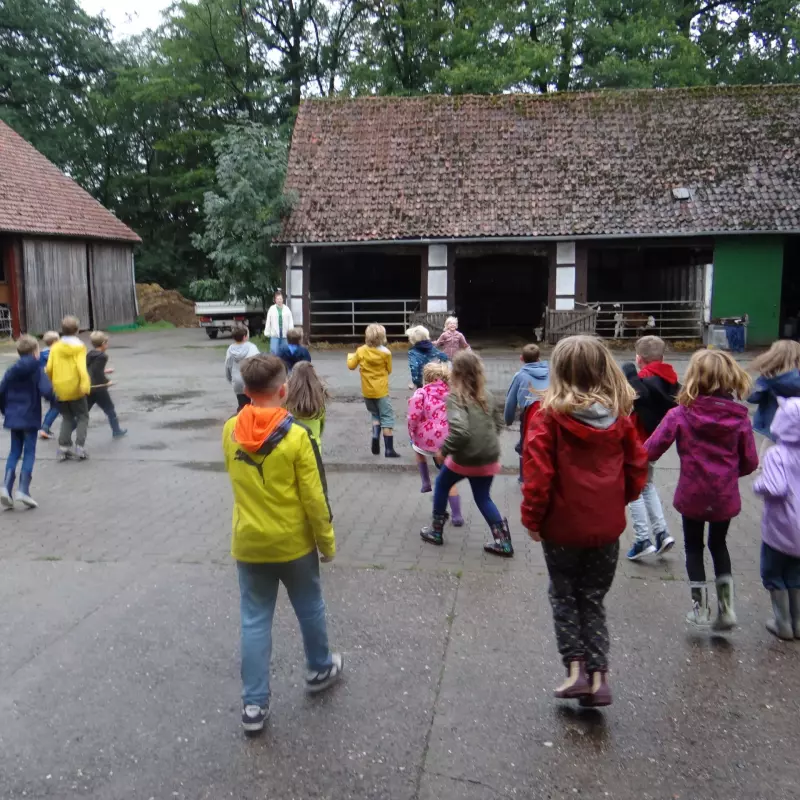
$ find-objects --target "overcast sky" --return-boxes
[80,0,172,37]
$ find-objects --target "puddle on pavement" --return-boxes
[136,442,169,451]
[157,418,223,431]
[177,461,226,472]
[135,390,205,406]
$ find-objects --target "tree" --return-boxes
[192,119,293,310]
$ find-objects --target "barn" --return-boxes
[0,120,140,339]
[278,85,800,346]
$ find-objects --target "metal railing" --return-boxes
[0,305,11,338]
[593,300,705,340]
[309,298,420,339]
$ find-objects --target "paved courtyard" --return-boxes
[1,329,798,800]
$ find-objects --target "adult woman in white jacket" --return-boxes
[264,291,294,354]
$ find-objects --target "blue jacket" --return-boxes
[408,341,448,388]
[39,348,50,368]
[748,370,800,440]
[504,361,550,425]
[278,342,312,372]
[0,355,55,430]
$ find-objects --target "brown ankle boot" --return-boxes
[554,659,590,699]
[579,671,612,707]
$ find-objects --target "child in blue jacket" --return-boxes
[748,340,800,448]
[39,330,60,439]
[277,327,312,374]
[407,325,448,389]
[0,335,54,509]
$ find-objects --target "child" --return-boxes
[223,354,342,735]
[286,362,327,450]
[434,316,470,360]
[46,315,91,461]
[225,324,260,412]
[753,397,800,640]
[645,349,758,630]
[420,351,512,555]
[521,335,648,707]
[621,335,679,561]
[347,323,399,458]
[406,325,448,389]
[87,331,127,438]
[278,327,312,374]
[407,362,463,525]
[39,331,60,439]
[504,343,549,481]
[0,335,54,509]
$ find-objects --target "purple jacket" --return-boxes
[754,397,800,558]
[645,395,759,521]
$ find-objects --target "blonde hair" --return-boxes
[751,339,800,379]
[16,334,38,356]
[423,361,451,385]
[445,316,458,329]
[365,323,387,347]
[636,335,665,364]
[406,325,430,346]
[450,351,489,412]
[42,331,60,346]
[90,330,109,348]
[541,335,635,417]
[62,315,80,336]
[678,349,752,406]
[285,362,328,420]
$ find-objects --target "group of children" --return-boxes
[1,316,126,510]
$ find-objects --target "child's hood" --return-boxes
[358,345,390,367]
[520,361,549,388]
[553,403,625,442]
[6,355,40,381]
[422,379,449,405]
[763,369,800,396]
[683,394,748,438]
[639,360,679,385]
[771,397,800,446]
[52,337,86,357]
[413,340,434,353]
[233,406,291,453]
[86,349,105,366]
[227,342,257,363]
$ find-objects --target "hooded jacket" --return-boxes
[622,360,679,443]
[747,370,800,440]
[434,329,470,360]
[753,397,800,558]
[521,405,648,546]
[278,342,312,373]
[225,341,260,394]
[0,355,55,430]
[347,345,392,399]
[87,349,111,389]
[504,361,550,425]
[645,395,759,521]
[407,340,449,388]
[442,393,503,474]
[45,336,90,402]
[407,379,450,453]
[222,405,334,563]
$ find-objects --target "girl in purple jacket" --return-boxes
[645,350,758,630]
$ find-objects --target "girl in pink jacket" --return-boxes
[435,317,470,360]
[407,362,463,525]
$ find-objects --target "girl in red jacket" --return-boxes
[522,336,648,708]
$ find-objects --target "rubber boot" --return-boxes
[713,574,737,631]
[686,583,712,627]
[371,426,380,455]
[484,518,514,557]
[384,434,400,458]
[109,412,127,438]
[579,671,612,708]
[766,589,793,640]
[1,469,15,509]
[554,660,591,699]
[418,462,432,493]
[15,472,38,509]
[789,589,800,639]
[449,495,464,527]
[420,512,448,546]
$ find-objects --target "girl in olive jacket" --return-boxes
[420,351,513,557]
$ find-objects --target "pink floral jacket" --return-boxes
[407,380,450,453]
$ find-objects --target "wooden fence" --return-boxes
[545,305,598,344]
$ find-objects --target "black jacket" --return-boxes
[622,361,680,437]
[87,349,110,390]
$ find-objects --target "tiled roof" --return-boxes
[0,120,140,243]
[281,85,800,243]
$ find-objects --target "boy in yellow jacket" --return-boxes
[223,354,342,735]
[347,323,399,457]
[45,316,91,461]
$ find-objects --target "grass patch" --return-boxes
[34,556,62,562]
[368,563,387,570]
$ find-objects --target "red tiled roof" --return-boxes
[0,120,140,243]
[281,85,800,244]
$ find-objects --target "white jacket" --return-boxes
[264,304,294,338]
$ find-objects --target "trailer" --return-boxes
[194,301,265,339]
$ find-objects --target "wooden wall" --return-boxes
[89,243,136,328]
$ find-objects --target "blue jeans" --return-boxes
[761,542,800,590]
[237,551,333,706]
[433,465,502,525]
[6,429,37,475]
[42,404,59,431]
[270,337,287,355]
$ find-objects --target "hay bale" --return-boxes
[135,283,197,328]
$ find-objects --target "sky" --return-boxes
[80,0,172,37]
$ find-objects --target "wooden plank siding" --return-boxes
[23,239,90,334]
[89,243,136,328]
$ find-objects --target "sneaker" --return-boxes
[241,703,270,735]
[74,447,88,460]
[306,652,344,694]
[57,447,71,462]
[39,429,53,440]
[654,531,675,555]
[626,539,656,561]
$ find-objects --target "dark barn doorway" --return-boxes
[780,236,800,338]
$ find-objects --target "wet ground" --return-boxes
[0,329,796,800]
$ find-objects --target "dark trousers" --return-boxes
[543,540,619,672]
[236,393,250,412]
[58,398,89,448]
[682,517,731,583]
[761,542,800,591]
[432,466,502,526]
[88,388,122,434]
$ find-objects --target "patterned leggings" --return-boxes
[543,541,619,672]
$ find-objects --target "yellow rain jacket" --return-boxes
[45,337,90,401]
[347,345,392,398]
[223,406,335,563]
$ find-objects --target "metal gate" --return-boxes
[309,298,419,340]
[594,300,705,340]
